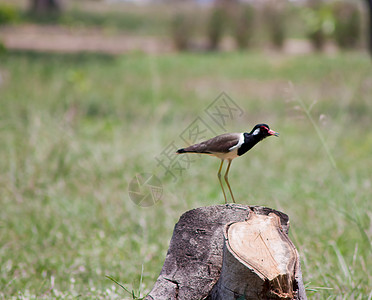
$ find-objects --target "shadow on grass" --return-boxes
[2,49,118,64]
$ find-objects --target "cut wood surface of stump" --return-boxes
[146,204,306,300]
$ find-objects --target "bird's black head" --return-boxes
[249,124,279,138]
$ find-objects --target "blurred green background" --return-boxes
[0,0,371,299]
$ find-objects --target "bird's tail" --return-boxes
[176,148,186,154]
[176,148,211,155]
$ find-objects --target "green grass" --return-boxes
[0,1,174,35]
[0,50,371,299]
[23,7,172,36]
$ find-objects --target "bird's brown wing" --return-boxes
[182,133,241,153]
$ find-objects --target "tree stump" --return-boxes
[146,204,306,300]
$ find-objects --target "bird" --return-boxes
[176,124,279,204]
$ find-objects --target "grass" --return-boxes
[23,6,173,36]
[0,1,177,35]
[0,50,371,299]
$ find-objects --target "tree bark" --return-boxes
[146,204,306,300]
[30,0,61,15]
[366,0,372,56]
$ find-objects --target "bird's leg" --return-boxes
[224,159,235,203]
[217,159,228,204]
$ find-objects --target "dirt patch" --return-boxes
[0,24,173,54]
[0,24,324,55]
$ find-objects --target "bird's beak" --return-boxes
[268,129,279,137]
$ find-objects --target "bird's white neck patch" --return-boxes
[252,128,260,135]
[228,133,245,151]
